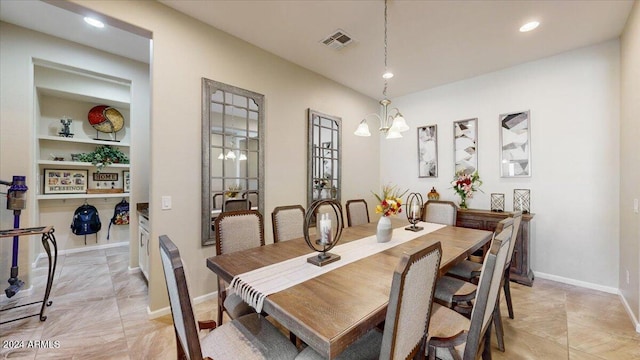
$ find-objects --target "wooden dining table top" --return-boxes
[206,218,492,359]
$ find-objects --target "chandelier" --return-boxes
[354,0,409,139]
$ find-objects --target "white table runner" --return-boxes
[229,222,446,312]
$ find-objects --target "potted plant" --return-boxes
[76,145,129,171]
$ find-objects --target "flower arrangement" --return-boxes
[451,171,483,208]
[372,184,408,217]
[225,184,242,198]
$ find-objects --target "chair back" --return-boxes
[214,210,264,256]
[159,235,203,360]
[505,212,522,265]
[272,205,305,243]
[464,225,513,359]
[422,200,457,225]
[345,199,370,227]
[224,198,251,212]
[243,191,259,208]
[380,242,442,359]
[213,193,224,210]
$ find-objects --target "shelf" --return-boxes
[38,160,130,169]
[38,135,130,147]
[37,193,130,200]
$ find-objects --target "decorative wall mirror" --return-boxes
[307,109,341,209]
[202,78,264,246]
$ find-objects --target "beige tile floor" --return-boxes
[1,245,639,359]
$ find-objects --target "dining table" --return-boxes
[206,218,492,359]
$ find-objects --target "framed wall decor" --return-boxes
[417,125,438,177]
[500,110,531,177]
[123,170,131,193]
[453,118,478,175]
[43,169,88,194]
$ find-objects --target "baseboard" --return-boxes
[618,290,640,333]
[32,241,129,268]
[534,271,618,294]
[128,266,141,274]
[0,285,33,303]
[148,291,218,320]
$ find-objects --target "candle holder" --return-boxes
[513,189,530,214]
[405,192,424,232]
[304,199,343,267]
[491,193,505,212]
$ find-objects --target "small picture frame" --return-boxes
[453,118,478,175]
[500,110,531,177]
[417,125,438,177]
[123,170,131,193]
[43,169,88,194]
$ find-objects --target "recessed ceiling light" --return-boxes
[519,21,540,32]
[382,71,394,79]
[84,17,105,28]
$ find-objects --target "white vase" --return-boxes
[376,216,392,243]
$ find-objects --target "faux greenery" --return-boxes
[76,145,129,171]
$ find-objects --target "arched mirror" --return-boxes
[202,78,264,246]
[307,109,341,209]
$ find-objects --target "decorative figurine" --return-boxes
[59,117,74,138]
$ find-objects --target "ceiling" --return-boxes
[1,0,634,99]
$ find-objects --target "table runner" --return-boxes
[229,222,445,312]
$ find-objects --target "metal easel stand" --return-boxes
[0,226,58,325]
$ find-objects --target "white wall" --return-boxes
[71,0,379,312]
[381,41,621,289]
[0,22,150,285]
[620,0,640,325]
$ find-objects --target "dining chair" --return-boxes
[436,217,514,352]
[224,198,251,212]
[427,225,512,360]
[422,200,458,225]
[446,217,514,283]
[500,211,522,320]
[272,205,305,243]
[296,241,443,360]
[345,199,370,227]
[159,235,299,360]
[214,210,265,325]
[243,190,259,208]
[212,193,224,210]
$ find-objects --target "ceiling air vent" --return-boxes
[320,29,353,50]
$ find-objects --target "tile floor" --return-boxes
[1,245,639,359]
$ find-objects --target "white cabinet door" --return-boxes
[138,218,150,280]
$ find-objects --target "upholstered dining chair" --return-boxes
[272,205,305,243]
[436,217,514,352]
[427,225,512,360]
[214,210,264,325]
[224,198,251,212]
[159,235,299,360]
[243,191,259,208]
[212,193,224,210]
[345,199,370,227]
[296,241,443,360]
[422,200,458,225]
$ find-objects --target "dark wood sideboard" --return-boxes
[456,209,535,286]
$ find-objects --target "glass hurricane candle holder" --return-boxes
[491,193,505,212]
[513,189,531,214]
[304,199,343,267]
[405,192,424,232]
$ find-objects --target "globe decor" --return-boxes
[88,105,124,142]
[303,199,343,267]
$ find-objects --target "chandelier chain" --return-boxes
[383,0,388,98]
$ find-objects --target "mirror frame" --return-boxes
[307,109,341,209]
[202,78,265,246]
